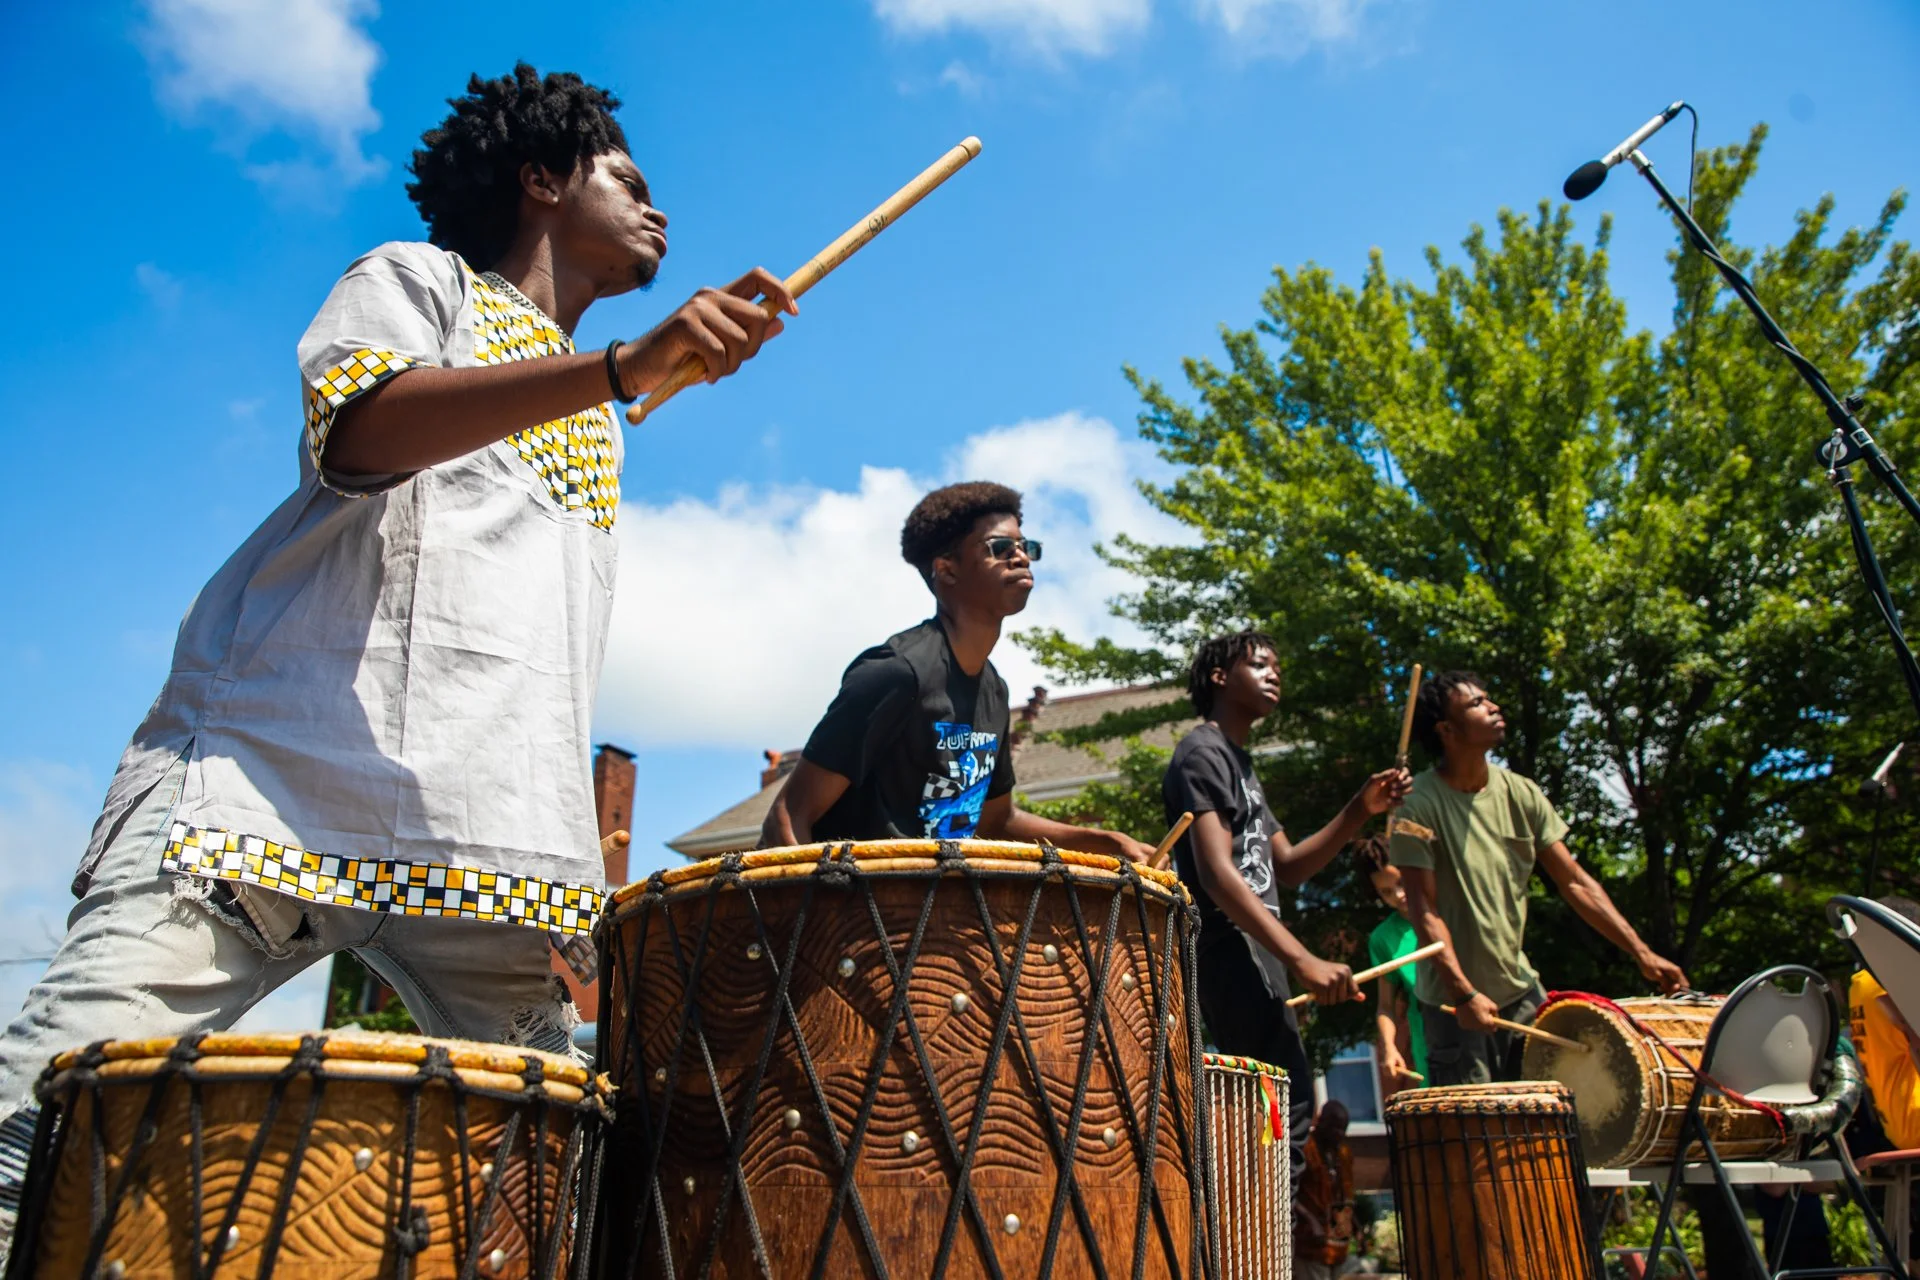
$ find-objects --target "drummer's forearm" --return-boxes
[1542,844,1655,961]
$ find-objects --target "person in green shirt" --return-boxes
[1387,671,1688,1086]
[1356,833,1426,1093]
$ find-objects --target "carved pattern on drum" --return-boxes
[1522,995,1793,1169]
[595,840,1207,1280]
[12,1033,608,1280]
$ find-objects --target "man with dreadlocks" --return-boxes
[0,64,790,1250]
[763,481,1153,861]
[1164,630,1409,1201]
[1390,671,1686,1087]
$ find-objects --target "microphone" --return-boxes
[1862,742,1906,797]
[1563,101,1686,200]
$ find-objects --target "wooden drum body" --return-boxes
[1521,994,1791,1168]
[9,1031,608,1279]
[595,840,1205,1279]
[1200,1054,1289,1280]
[1386,1082,1598,1280]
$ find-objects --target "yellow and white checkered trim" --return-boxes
[303,348,417,490]
[470,272,622,530]
[162,824,603,937]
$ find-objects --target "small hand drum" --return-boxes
[1386,1082,1599,1280]
[593,839,1206,1279]
[8,1031,608,1279]
[1200,1054,1289,1280]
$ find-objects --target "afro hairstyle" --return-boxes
[900,482,1023,589]
[1411,669,1486,760]
[1186,630,1277,719]
[407,63,629,269]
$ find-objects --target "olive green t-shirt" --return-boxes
[1387,765,1568,1008]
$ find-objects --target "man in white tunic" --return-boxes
[0,63,796,1253]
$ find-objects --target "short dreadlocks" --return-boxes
[407,63,630,268]
[900,482,1023,589]
[1411,670,1485,760]
[1186,630,1277,718]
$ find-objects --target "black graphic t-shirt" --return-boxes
[1163,722,1292,996]
[803,619,1015,841]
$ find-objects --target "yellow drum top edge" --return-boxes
[47,1031,595,1091]
[608,840,1189,911]
[1201,1052,1287,1080]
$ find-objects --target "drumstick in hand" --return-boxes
[1439,1004,1589,1052]
[625,137,983,425]
[1150,812,1194,870]
[1284,940,1445,1008]
[1386,663,1422,839]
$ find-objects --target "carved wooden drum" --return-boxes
[1521,993,1791,1168]
[1385,1082,1599,1280]
[593,839,1206,1279]
[8,1031,608,1279]
[1200,1053,1289,1280]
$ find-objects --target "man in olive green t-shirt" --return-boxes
[1387,671,1687,1085]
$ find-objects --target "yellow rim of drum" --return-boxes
[1200,1052,1286,1081]
[1386,1080,1576,1116]
[45,1032,604,1108]
[607,839,1190,916]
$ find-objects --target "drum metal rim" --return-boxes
[45,1031,604,1104]
[1386,1080,1577,1118]
[604,839,1190,918]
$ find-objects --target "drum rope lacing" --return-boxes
[1541,991,1790,1142]
[600,840,1213,1280]
[5,1032,604,1280]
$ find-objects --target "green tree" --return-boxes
[1022,126,1920,1058]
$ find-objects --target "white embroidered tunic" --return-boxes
[76,242,622,936]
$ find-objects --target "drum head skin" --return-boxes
[1833,895,1920,1040]
[1521,1004,1643,1162]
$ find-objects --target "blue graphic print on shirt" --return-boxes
[920,721,1001,838]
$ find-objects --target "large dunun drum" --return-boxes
[594,840,1206,1279]
[1386,1082,1599,1280]
[1521,993,1791,1169]
[1200,1054,1290,1280]
[8,1031,608,1279]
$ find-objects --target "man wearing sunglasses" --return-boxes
[762,482,1154,862]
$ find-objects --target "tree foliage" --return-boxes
[1021,126,1920,1054]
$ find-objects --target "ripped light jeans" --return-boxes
[0,750,582,1261]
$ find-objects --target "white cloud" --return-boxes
[874,0,1151,55]
[598,412,1182,749]
[134,262,183,310]
[1193,0,1393,57]
[140,0,385,186]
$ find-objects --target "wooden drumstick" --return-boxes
[1284,940,1445,1008]
[1394,663,1424,770]
[1439,1004,1590,1052]
[1150,811,1194,870]
[1382,663,1423,842]
[624,136,984,426]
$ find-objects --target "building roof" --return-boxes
[664,682,1193,859]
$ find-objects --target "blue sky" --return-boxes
[1,0,1915,1027]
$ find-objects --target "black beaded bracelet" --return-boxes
[604,339,635,405]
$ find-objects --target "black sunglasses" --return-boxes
[984,536,1042,562]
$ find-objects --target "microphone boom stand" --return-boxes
[1626,148,1920,726]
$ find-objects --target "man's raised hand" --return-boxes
[616,267,799,397]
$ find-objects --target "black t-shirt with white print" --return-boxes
[1162,721,1292,996]
[803,619,1016,842]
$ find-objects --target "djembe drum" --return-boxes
[593,839,1206,1279]
[1385,1082,1599,1280]
[1200,1054,1289,1280]
[1521,993,1792,1168]
[6,1031,608,1279]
